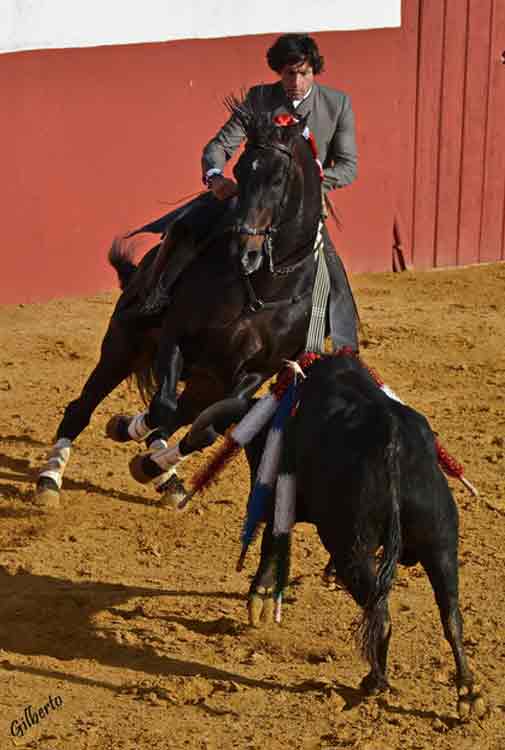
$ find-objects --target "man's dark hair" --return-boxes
[266,33,325,75]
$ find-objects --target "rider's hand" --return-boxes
[209,175,238,201]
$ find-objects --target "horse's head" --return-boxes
[228,99,319,276]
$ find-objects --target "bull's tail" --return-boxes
[108,236,139,290]
[357,415,402,679]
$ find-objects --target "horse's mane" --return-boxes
[223,92,255,132]
[223,91,303,147]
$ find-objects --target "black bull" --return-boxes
[240,355,486,720]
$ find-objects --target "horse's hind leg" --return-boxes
[36,320,142,507]
[421,549,487,720]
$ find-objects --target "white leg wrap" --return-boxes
[152,466,177,489]
[39,438,72,490]
[147,438,177,489]
[127,411,153,442]
[149,438,168,451]
[150,442,185,471]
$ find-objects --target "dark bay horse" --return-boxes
[35,107,359,506]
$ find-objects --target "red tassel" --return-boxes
[435,438,464,479]
[189,435,242,495]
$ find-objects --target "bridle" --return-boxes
[232,138,319,313]
[233,140,315,277]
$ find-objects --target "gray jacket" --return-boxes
[202,81,357,193]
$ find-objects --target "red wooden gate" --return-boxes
[398,0,505,268]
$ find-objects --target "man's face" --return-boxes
[280,60,314,101]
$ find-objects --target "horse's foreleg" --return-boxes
[106,343,184,444]
[133,372,264,509]
[36,322,141,507]
[126,343,192,504]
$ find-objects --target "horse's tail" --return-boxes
[108,236,139,290]
[356,412,402,681]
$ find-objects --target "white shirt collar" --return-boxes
[291,87,313,109]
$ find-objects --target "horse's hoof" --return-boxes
[457,683,487,721]
[129,454,163,484]
[34,477,60,509]
[105,415,131,443]
[157,474,188,511]
[247,587,275,627]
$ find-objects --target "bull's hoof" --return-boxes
[360,671,391,695]
[457,683,487,721]
[157,474,188,511]
[129,454,164,484]
[34,476,61,509]
[105,415,131,443]
[248,586,275,627]
[322,559,339,590]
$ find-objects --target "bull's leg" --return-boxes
[337,556,393,694]
[36,321,143,507]
[246,420,296,627]
[422,554,487,721]
[247,522,284,627]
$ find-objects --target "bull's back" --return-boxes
[290,356,458,561]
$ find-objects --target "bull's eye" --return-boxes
[251,159,260,171]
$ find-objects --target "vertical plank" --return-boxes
[479,0,505,262]
[457,0,493,265]
[412,0,445,268]
[434,0,468,267]
[395,0,421,267]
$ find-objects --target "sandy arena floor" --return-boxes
[0,262,504,749]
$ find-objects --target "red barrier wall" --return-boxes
[0,29,402,303]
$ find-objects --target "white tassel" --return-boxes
[39,438,72,489]
[256,429,283,488]
[231,393,278,446]
[282,359,306,380]
[380,384,404,404]
[273,473,297,536]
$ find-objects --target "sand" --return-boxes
[0,262,504,749]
